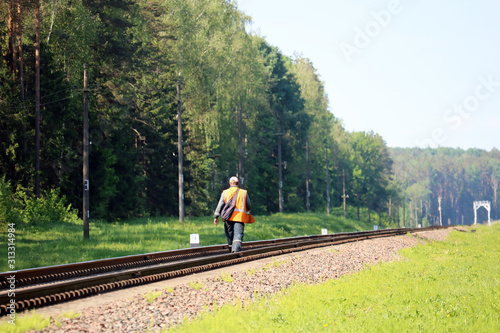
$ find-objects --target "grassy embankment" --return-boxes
[169,223,499,332]
[0,207,378,272]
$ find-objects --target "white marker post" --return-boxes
[373,225,378,231]
[321,228,328,235]
[190,234,199,248]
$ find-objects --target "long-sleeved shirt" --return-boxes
[213,185,252,218]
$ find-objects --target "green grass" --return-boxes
[144,290,163,304]
[0,310,50,333]
[0,309,81,332]
[0,213,377,271]
[170,224,500,332]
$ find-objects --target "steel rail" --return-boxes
[0,226,449,315]
[0,228,404,290]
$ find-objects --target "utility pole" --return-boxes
[420,200,423,222]
[414,197,418,227]
[438,196,442,226]
[35,0,41,198]
[387,197,393,224]
[403,198,406,228]
[17,0,27,160]
[409,201,413,228]
[396,203,400,227]
[305,137,310,212]
[342,169,348,218]
[277,122,284,213]
[177,81,184,222]
[83,65,89,239]
[325,147,330,215]
[493,176,498,219]
[238,103,243,182]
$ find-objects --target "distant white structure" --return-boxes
[473,201,491,226]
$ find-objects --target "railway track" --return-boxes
[0,226,449,315]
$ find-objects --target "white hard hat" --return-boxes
[229,176,239,184]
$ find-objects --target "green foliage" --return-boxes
[0,0,397,222]
[351,131,392,212]
[290,56,334,212]
[189,281,205,290]
[391,147,500,226]
[143,290,163,304]
[220,272,234,283]
[172,224,500,332]
[0,176,22,227]
[23,189,80,225]
[0,310,50,333]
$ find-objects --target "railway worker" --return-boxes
[213,176,255,252]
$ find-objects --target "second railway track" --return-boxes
[0,226,449,315]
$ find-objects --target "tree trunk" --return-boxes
[356,195,360,221]
[17,0,26,159]
[177,80,184,222]
[35,0,41,198]
[8,0,16,74]
[409,201,412,228]
[342,169,347,219]
[493,176,498,219]
[278,122,283,213]
[238,103,243,181]
[305,136,310,212]
[403,200,406,227]
[325,148,330,215]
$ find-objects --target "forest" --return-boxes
[0,0,498,226]
[391,147,500,226]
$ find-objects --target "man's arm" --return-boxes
[245,191,251,211]
[213,192,225,226]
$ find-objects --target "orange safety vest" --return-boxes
[223,187,255,223]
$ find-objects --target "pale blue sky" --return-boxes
[237,0,500,151]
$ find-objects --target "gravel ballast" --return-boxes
[36,229,452,332]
